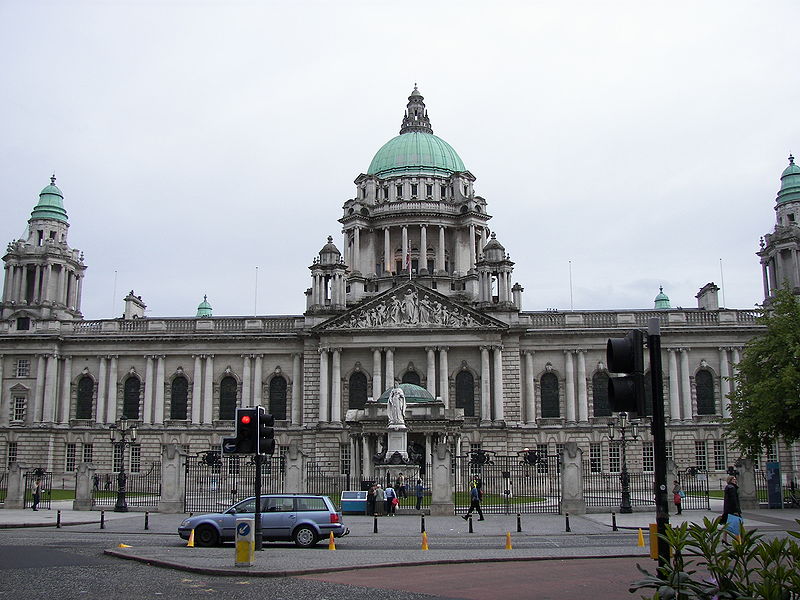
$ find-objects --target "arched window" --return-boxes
[122,377,140,420]
[592,372,610,417]
[540,372,560,418]
[349,372,367,410]
[455,371,475,417]
[76,376,94,420]
[170,376,188,420]
[696,370,715,415]
[219,376,237,420]
[402,371,420,386]
[269,376,288,421]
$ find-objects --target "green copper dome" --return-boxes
[30,175,68,223]
[375,383,437,404]
[367,132,466,179]
[777,154,800,204]
[654,286,671,309]
[196,295,213,317]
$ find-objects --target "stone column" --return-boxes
[144,355,155,424]
[106,355,119,423]
[736,458,758,510]
[576,350,588,423]
[420,225,428,272]
[372,348,382,398]
[284,442,305,494]
[761,262,770,300]
[353,227,361,273]
[19,266,28,304]
[154,355,165,424]
[565,351,576,423]
[401,226,408,271]
[361,436,371,480]
[157,443,186,513]
[319,347,329,423]
[191,355,202,424]
[679,349,692,421]
[524,350,536,424]
[385,348,395,387]
[492,346,503,421]
[425,347,436,395]
[241,354,252,406]
[384,227,392,273]
[75,274,84,311]
[96,356,107,425]
[5,463,24,509]
[437,226,446,272]
[560,442,586,514]
[59,355,72,423]
[1,265,9,303]
[43,264,51,303]
[719,347,731,419]
[731,347,741,392]
[480,346,491,421]
[331,348,342,423]
[430,442,454,516]
[291,353,302,425]
[439,347,449,408]
[667,349,680,421]
[73,462,94,511]
[33,354,46,423]
[42,354,58,423]
[0,355,6,426]
[468,224,476,270]
[203,355,214,424]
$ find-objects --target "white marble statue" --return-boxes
[387,386,407,429]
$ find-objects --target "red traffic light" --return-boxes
[240,415,251,424]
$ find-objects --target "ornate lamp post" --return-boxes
[607,411,640,514]
[109,417,137,513]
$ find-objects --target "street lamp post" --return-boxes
[109,417,137,513]
[607,411,640,514]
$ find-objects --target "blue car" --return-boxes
[178,494,349,547]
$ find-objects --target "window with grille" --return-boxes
[130,445,141,473]
[340,444,351,476]
[170,376,188,420]
[642,442,654,473]
[76,376,94,419]
[665,441,673,464]
[12,396,25,422]
[592,372,610,417]
[609,444,621,473]
[65,443,77,472]
[269,376,288,420]
[766,442,778,463]
[83,443,93,464]
[455,371,475,417]
[15,359,30,378]
[113,444,123,472]
[122,377,141,420]
[540,373,560,418]
[695,370,715,415]
[348,372,368,410]
[713,440,726,471]
[219,376,237,420]
[7,442,17,467]
[589,442,602,473]
[695,441,707,470]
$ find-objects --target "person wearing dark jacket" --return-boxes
[722,475,741,523]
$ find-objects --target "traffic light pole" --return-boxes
[648,318,670,573]
[254,452,263,551]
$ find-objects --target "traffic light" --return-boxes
[258,410,276,455]
[606,329,645,414]
[234,407,259,454]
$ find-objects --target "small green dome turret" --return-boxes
[777,154,800,205]
[375,383,437,404]
[30,175,69,223]
[196,295,213,317]
[654,286,671,309]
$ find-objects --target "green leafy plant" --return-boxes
[630,517,800,599]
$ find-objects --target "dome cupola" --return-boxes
[196,295,213,317]
[482,232,506,262]
[30,174,68,223]
[654,286,671,309]
[318,236,342,265]
[777,154,800,205]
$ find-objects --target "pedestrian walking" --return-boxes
[397,472,407,498]
[385,484,398,516]
[31,477,42,511]
[104,474,111,490]
[415,479,424,511]
[92,474,100,491]
[375,484,385,516]
[366,483,377,516]
[672,480,685,515]
[721,475,742,539]
[462,480,484,521]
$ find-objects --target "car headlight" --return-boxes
[180,519,191,527]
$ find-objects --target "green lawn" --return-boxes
[452,491,545,505]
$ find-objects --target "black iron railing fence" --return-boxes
[92,462,161,508]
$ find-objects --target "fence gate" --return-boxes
[582,462,656,509]
[677,467,710,510]
[453,452,561,514]
[92,462,161,509]
[305,459,352,509]
[184,452,285,513]
[23,469,53,510]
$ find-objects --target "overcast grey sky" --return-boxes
[1,1,796,319]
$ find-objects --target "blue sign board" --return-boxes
[766,461,782,509]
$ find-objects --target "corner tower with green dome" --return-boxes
[2,175,87,324]
[315,86,523,313]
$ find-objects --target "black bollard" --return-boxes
[100,510,105,529]
[144,512,149,530]
[516,513,522,533]
[57,510,62,528]
[612,512,618,532]
[565,512,571,533]
[420,515,426,533]
[373,515,378,533]
[468,515,474,533]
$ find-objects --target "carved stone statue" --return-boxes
[387,386,407,429]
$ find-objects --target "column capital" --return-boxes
[425,346,436,353]
[59,354,71,360]
[205,354,215,359]
[370,347,382,353]
[190,354,205,359]
[479,345,491,352]
[437,346,449,352]
[383,346,395,353]
[522,349,534,356]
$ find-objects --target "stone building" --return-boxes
[0,87,796,488]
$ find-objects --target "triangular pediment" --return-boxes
[315,282,507,332]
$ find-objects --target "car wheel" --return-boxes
[194,524,220,547]
[293,525,318,548]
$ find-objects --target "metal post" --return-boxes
[254,453,263,551]
[420,515,425,533]
[565,512,571,532]
[373,515,378,533]
[468,515,474,533]
[100,510,105,529]
[649,318,670,573]
[516,513,522,533]
[612,512,618,531]
[620,432,632,514]
[144,511,149,530]
[56,510,61,528]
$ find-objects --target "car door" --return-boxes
[222,497,258,540]
[262,496,296,540]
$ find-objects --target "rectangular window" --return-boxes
[12,396,25,422]
[426,184,432,197]
[83,443,94,464]
[16,317,30,331]
[65,443,77,472]
[440,185,447,198]
[411,184,418,197]
[340,443,351,476]
[589,443,602,473]
[129,445,141,474]
[113,444,123,473]
[713,440,726,471]
[694,441,707,470]
[7,442,17,467]
[766,442,778,463]
[15,359,30,377]
[642,442,654,473]
[383,187,389,199]
[396,184,403,198]
[665,441,673,464]
[609,443,621,473]
[537,444,549,473]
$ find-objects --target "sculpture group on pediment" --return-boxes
[330,287,481,329]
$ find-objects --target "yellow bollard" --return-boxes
[187,529,195,548]
[328,531,336,550]
[505,532,512,550]
[421,531,429,550]
[117,543,131,548]
[637,528,645,547]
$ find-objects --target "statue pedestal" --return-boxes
[386,428,408,460]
